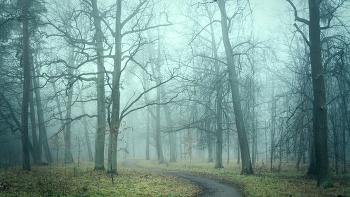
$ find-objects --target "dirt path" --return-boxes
[122,159,241,197]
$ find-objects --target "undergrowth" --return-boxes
[0,161,200,197]
[138,159,350,197]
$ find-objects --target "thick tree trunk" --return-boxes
[217,0,253,174]
[107,0,122,174]
[237,139,240,164]
[308,0,333,188]
[91,0,106,170]
[21,0,31,171]
[307,127,317,175]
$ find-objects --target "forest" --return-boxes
[0,0,350,196]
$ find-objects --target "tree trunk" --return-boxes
[29,77,39,164]
[208,12,224,168]
[340,88,347,173]
[64,47,74,164]
[79,88,93,162]
[329,111,339,174]
[237,139,240,165]
[308,0,333,187]
[161,87,176,162]
[141,48,153,161]
[208,133,214,162]
[307,126,317,175]
[252,98,257,166]
[146,109,150,160]
[33,62,52,163]
[50,81,65,165]
[91,0,106,170]
[217,0,253,174]
[21,0,31,171]
[132,126,135,157]
[227,128,230,164]
[179,131,183,159]
[107,0,122,174]
[155,65,164,164]
[154,31,164,164]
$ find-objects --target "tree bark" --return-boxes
[308,0,333,188]
[64,47,74,164]
[217,0,253,174]
[21,0,31,171]
[107,0,122,174]
[91,0,106,170]
[307,126,317,175]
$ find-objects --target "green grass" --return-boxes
[137,159,350,197]
[0,161,200,197]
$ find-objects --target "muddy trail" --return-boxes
[122,159,241,197]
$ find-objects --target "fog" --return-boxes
[0,0,349,186]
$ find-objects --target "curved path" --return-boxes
[122,159,241,197]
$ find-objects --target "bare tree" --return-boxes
[91,0,107,171]
[217,0,253,174]
[285,0,343,187]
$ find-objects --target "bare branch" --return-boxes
[121,0,148,29]
[286,0,310,25]
[120,75,176,120]
[0,92,21,132]
[293,23,310,47]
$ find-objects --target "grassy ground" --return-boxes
[0,161,200,197]
[137,159,350,197]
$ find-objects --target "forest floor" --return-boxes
[0,161,200,196]
[136,158,350,197]
[122,159,241,197]
[1,159,349,197]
